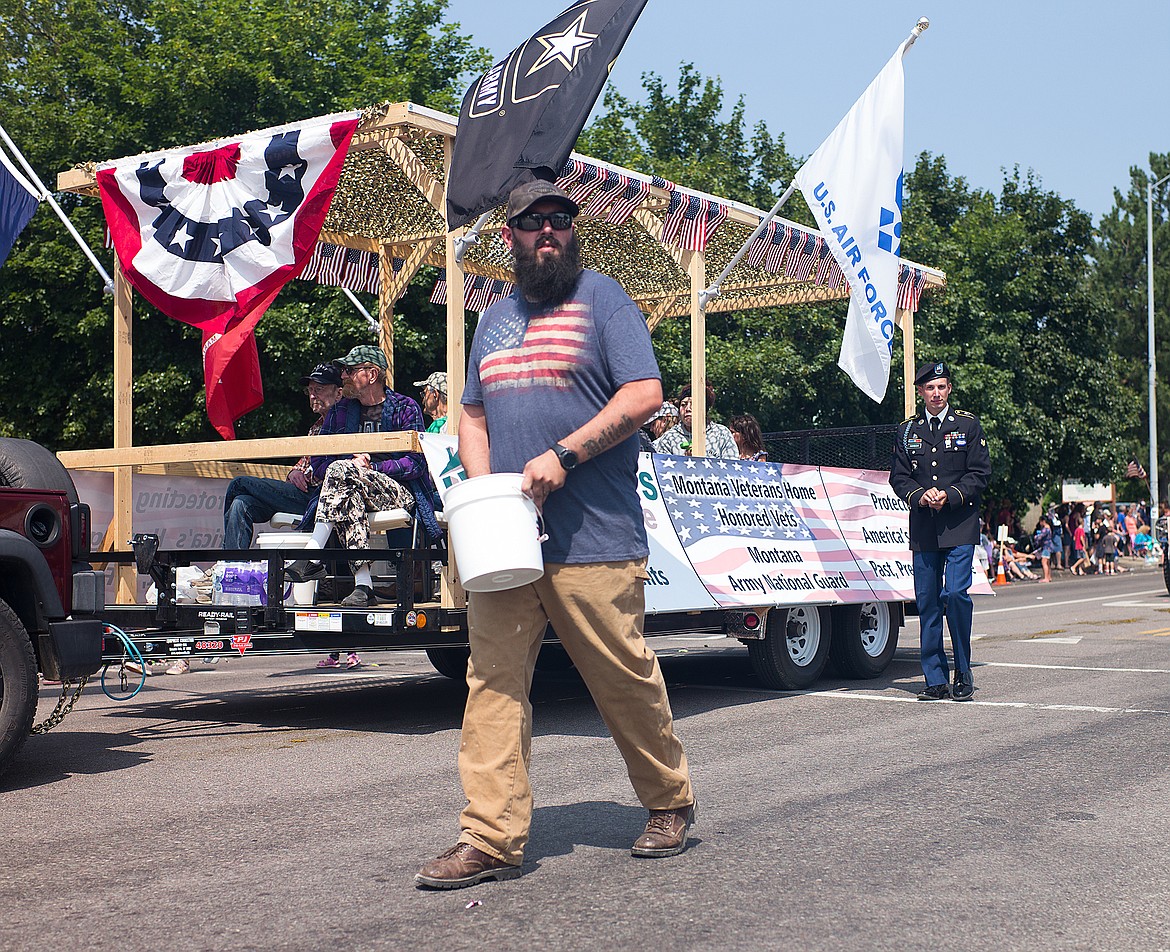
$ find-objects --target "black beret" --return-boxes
[914,361,951,386]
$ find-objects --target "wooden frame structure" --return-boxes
[57,101,945,598]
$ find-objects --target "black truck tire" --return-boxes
[0,598,38,779]
[747,605,832,690]
[1163,547,1170,597]
[425,646,470,681]
[0,438,79,504]
[829,602,900,679]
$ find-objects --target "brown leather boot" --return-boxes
[631,804,696,858]
[415,843,522,889]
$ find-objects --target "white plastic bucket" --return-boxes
[254,532,317,606]
[445,473,544,592]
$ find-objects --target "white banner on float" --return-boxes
[651,456,871,607]
[417,436,990,609]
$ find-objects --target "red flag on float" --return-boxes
[97,112,360,438]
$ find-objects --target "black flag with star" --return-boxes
[445,0,649,231]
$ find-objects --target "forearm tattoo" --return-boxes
[583,413,637,460]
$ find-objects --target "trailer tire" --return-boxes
[1163,547,1170,597]
[0,438,79,504]
[829,602,899,679]
[0,598,38,780]
[425,646,470,681]
[748,605,831,690]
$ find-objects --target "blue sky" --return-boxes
[441,1,1169,222]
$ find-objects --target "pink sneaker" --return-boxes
[346,652,363,669]
[316,654,341,669]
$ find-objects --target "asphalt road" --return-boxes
[4,565,1170,951]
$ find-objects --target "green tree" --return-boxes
[1092,152,1170,501]
[581,65,1138,504]
[902,154,1138,501]
[0,0,485,448]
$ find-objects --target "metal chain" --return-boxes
[30,676,89,734]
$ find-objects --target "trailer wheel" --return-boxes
[829,602,899,679]
[747,605,831,690]
[425,646,470,681]
[0,438,79,504]
[1163,547,1170,597]
[0,598,38,779]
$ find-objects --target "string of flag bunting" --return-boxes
[297,241,405,297]
[107,191,931,315]
[429,274,515,312]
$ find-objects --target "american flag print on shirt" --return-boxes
[478,301,593,395]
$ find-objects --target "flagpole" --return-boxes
[698,181,797,311]
[0,121,115,295]
[453,211,494,266]
[901,17,931,56]
[341,287,380,336]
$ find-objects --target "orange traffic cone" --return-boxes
[994,546,1008,585]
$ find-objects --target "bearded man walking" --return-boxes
[416,181,694,889]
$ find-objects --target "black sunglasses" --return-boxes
[509,211,575,232]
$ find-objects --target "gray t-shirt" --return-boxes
[463,269,660,563]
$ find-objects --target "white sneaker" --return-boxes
[125,661,153,676]
[165,659,190,676]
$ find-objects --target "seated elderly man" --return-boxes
[285,344,437,607]
[222,362,342,550]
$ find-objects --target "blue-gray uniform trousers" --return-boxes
[913,545,975,686]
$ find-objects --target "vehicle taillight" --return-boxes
[70,503,91,558]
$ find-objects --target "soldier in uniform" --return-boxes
[890,362,992,701]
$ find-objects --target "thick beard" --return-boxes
[513,232,582,306]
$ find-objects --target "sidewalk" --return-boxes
[997,554,1162,586]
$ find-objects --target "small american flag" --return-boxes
[786,231,820,282]
[765,223,790,273]
[565,161,604,204]
[661,193,728,252]
[465,275,493,312]
[1127,459,1148,480]
[896,265,927,312]
[605,176,652,225]
[812,240,835,286]
[745,220,777,269]
[581,170,627,218]
[556,158,588,196]
[650,174,676,191]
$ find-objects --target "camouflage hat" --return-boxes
[333,344,388,370]
[413,371,447,396]
[647,401,679,423]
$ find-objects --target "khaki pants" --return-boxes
[457,559,693,864]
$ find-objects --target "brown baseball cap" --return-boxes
[506,180,579,222]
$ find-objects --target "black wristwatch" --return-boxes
[553,443,579,471]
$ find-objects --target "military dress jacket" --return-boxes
[889,408,992,551]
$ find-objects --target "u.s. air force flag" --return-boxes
[96,112,359,438]
[445,0,648,231]
[795,43,906,403]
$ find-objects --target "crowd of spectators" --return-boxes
[980,498,1164,583]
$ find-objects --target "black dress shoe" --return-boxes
[285,560,327,583]
[952,672,975,702]
[917,683,950,701]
